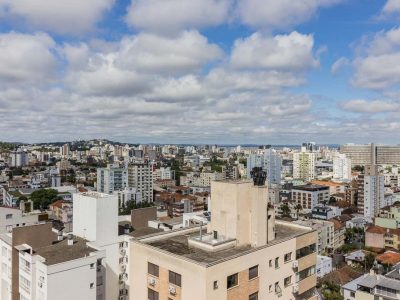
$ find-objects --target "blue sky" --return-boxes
[1,0,400,145]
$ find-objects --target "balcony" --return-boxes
[297,275,317,295]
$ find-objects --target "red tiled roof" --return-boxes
[376,252,400,265]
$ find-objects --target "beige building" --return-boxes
[129,180,318,300]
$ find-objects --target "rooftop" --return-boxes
[142,222,310,267]
[34,236,97,265]
[292,184,329,192]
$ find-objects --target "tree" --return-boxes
[30,189,59,210]
[364,253,376,271]
[295,204,302,220]
[280,204,291,218]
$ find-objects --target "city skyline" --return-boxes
[1,0,400,143]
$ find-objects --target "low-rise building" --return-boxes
[316,255,332,278]
[291,185,330,212]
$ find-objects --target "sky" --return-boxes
[1,0,400,145]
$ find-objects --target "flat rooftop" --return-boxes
[144,223,310,266]
[292,184,329,192]
[34,236,96,265]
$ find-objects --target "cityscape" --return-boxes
[2,1,400,300]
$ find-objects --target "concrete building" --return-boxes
[153,167,175,182]
[0,207,42,234]
[293,219,334,254]
[363,165,385,218]
[221,165,239,180]
[311,204,341,220]
[128,163,153,202]
[293,147,316,182]
[97,164,128,195]
[130,180,319,300]
[73,192,129,300]
[291,185,330,212]
[352,270,400,300]
[316,255,332,278]
[375,203,400,229]
[333,153,352,181]
[246,149,282,185]
[340,143,400,166]
[9,149,28,168]
[59,143,70,157]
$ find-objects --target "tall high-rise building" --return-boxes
[293,147,316,182]
[9,148,28,167]
[333,153,352,181]
[97,164,128,194]
[302,142,316,152]
[128,163,153,202]
[246,149,282,185]
[59,143,70,157]
[129,180,318,300]
[363,165,385,218]
[340,143,400,166]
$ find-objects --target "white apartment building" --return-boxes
[316,256,332,278]
[9,149,28,168]
[363,165,385,218]
[180,172,225,187]
[293,147,316,182]
[97,164,128,194]
[0,207,41,234]
[333,153,352,181]
[153,167,175,181]
[293,219,334,254]
[73,192,130,300]
[246,149,282,185]
[128,163,153,202]
[291,185,330,212]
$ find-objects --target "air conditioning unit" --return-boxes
[148,277,156,286]
[169,286,177,295]
[119,273,128,281]
[292,260,299,269]
[292,284,299,293]
[119,248,126,256]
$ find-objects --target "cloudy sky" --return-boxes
[1,0,400,144]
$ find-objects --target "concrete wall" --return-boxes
[131,207,157,229]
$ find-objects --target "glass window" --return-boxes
[148,288,159,300]
[148,262,159,277]
[249,265,258,280]
[249,292,258,300]
[284,252,292,262]
[284,276,292,287]
[275,257,279,269]
[227,273,238,289]
[169,271,181,287]
[296,244,316,259]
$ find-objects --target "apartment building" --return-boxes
[0,207,42,234]
[246,149,282,185]
[291,185,330,211]
[293,219,334,254]
[128,163,153,202]
[153,167,175,181]
[363,165,385,218]
[340,143,400,166]
[375,203,400,229]
[293,147,316,182]
[130,180,318,300]
[365,225,400,250]
[180,172,225,187]
[221,165,240,180]
[96,164,128,194]
[333,153,352,181]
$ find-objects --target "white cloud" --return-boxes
[0,32,56,84]
[352,27,400,89]
[339,99,400,113]
[382,0,400,16]
[331,57,349,74]
[230,31,319,71]
[0,0,114,35]
[126,0,230,34]
[236,0,341,30]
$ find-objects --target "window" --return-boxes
[213,281,218,290]
[284,276,292,287]
[269,259,272,267]
[6,214,12,219]
[90,263,95,269]
[296,244,316,259]
[249,265,258,280]
[148,288,159,300]
[297,266,316,282]
[227,273,238,289]
[350,291,355,297]
[284,252,292,262]
[249,292,258,300]
[269,285,272,293]
[275,257,279,269]
[90,283,94,289]
[169,271,181,287]
[148,262,159,277]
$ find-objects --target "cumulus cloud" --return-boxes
[0,32,57,84]
[236,0,341,30]
[0,0,114,35]
[352,27,400,89]
[231,31,319,71]
[126,0,230,35]
[380,0,400,18]
[339,99,400,113]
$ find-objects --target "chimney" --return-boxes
[67,234,74,246]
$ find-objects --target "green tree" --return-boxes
[280,204,291,218]
[365,253,376,271]
[295,204,302,220]
[30,189,59,210]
